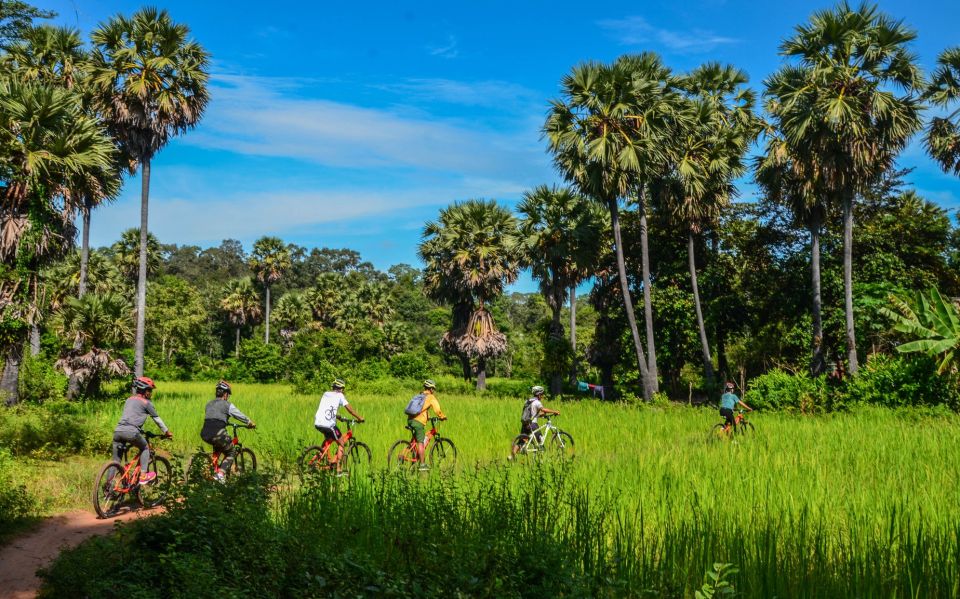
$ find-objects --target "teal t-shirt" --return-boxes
[720,392,739,410]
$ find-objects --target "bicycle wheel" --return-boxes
[233,447,257,473]
[511,435,533,460]
[737,421,755,435]
[92,461,126,518]
[429,438,458,471]
[709,423,732,442]
[297,445,329,479]
[138,455,172,508]
[545,430,575,457]
[387,440,417,470]
[184,452,212,482]
[343,441,372,476]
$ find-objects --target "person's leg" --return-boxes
[212,430,236,473]
[409,420,426,464]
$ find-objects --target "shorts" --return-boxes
[719,408,735,426]
[407,419,426,443]
[315,425,342,443]
[520,421,542,444]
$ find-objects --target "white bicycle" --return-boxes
[510,416,574,459]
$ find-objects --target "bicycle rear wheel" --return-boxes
[546,430,574,458]
[429,438,458,471]
[139,455,172,508]
[343,441,372,476]
[233,448,257,473]
[387,440,417,470]
[92,461,126,518]
[510,435,531,461]
[709,423,732,442]
[737,421,755,435]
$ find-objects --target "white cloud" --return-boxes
[428,35,459,58]
[597,16,739,53]
[374,78,539,109]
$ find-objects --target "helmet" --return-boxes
[132,376,156,394]
[531,385,545,396]
[215,380,232,397]
[724,381,735,391]
[332,378,346,390]
[423,379,437,390]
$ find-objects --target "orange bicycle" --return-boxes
[387,417,457,471]
[185,422,257,481]
[710,409,755,441]
[92,431,172,518]
[297,417,371,478]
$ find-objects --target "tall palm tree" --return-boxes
[272,292,310,344]
[2,24,85,88]
[518,185,604,394]
[755,132,829,374]
[924,47,960,177]
[110,228,160,285]
[90,7,210,377]
[772,2,924,374]
[419,199,521,390]
[220,277,262,357]
[304,272,342,329]
[249,236,291,345]
[0,80,115,404]
[662,63,758,388]
[545,54,681,400]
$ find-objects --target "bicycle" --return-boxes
[297,417,372,479]
[510,416,575,459]
[709,409,755,441]
[92,431,172,518]
[185,422,257,481]
[387,417,457,471]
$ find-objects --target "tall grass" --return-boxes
[64,381,960,597]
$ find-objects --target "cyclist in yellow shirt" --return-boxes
[407,379,446,470]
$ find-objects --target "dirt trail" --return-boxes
[0,508,156,599]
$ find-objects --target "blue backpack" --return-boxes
[404,393,426,417]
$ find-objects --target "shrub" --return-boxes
[744,369,829,413]
[18,353,67,403]
[0,401,101,456]
[0,448,37,538]
[388,351,431,380]
[227,338,284,382]
[844,354,958,409]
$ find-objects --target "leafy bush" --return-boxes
[18,352,67,403]
[0,401,102,456]
[388,351,431,380]
[226,338,284,382]
[0,448,37,538]
[744,369,829,413]
[844,354,958,409]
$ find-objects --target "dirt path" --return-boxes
[0,508,157,599]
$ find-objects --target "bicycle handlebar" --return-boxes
[337,416,364,425]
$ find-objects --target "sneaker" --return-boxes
[335,471,350,478]
[138,471,157,485]
[417,464,430,472]
[214,471,226,484]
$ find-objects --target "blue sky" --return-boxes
[39,0,960,286]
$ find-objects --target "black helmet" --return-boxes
[215,380,232,397]
[132,376,156,394]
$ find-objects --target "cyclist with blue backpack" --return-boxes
[314,379,364,474]
[405,379,446,469]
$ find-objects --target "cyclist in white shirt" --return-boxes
[313,379,364,474]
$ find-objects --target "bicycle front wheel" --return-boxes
[387,440,417,470]
[92,461,126,518]
[737,421,755,436]
[297,445,329,480]
[546,430,574,457]
[429,438,458,471]
[139,455,172,508]
[233,448,257,473]
[344,441,372,476]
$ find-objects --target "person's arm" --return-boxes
[737,398,753,411]
[345,404,364,422]
[228,403,254,427]
[146,402,171,436]
[537,406,560,417]
[431,396,446,420]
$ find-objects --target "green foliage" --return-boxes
[227,338,283,383]
[882,287,960,374]
[844,354,958,409]
[0,448,37,539]
[17,351,66,403]
[695,563,739,599]
[388,351,431,380]
[744,369,829,413]
[0,400,100,456]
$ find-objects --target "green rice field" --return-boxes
[70,381,960,596]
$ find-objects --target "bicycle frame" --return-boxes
[113,432,161,493]
[400,417,442,463]
[312,419,359,467]
[520,418,559,451]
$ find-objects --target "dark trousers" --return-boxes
[113,429,149,470]
[202,429,236,473]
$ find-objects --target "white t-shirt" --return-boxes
[314,391,348,428]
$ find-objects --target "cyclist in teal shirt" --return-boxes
[720,382,752,431]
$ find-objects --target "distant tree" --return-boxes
[272,292,310,344]
[146,275,207,366]
[0,0,53,49]
[90,7,210,376]
[53,292,132,398]
[924,47,960,177]
[249,236,291,344]
[110,228,161,285]
[220,277,262,357]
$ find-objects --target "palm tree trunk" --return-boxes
[134,158,151,377]
[608,199,652,400]
[550,303,563,395]
[1,343,23,406]
[688,229,715,388]
[235,327,241,358]
[638,198,658,393]
[68,196,93,399]
[810,214,825,376]
[460,355,472,381]
[29,325,40,356]
[476,357,487,391]
[264,285,271,344]
[843,198,858,374]
[569,284,577,386]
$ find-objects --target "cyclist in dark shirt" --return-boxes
[201,380,255,481]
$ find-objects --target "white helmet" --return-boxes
[531,385,545,396]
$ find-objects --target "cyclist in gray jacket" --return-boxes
[111,376,172,484]
[201,380,256,480]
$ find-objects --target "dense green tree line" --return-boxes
[1,1,958,405]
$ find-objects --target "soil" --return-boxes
[0,508,156,599]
